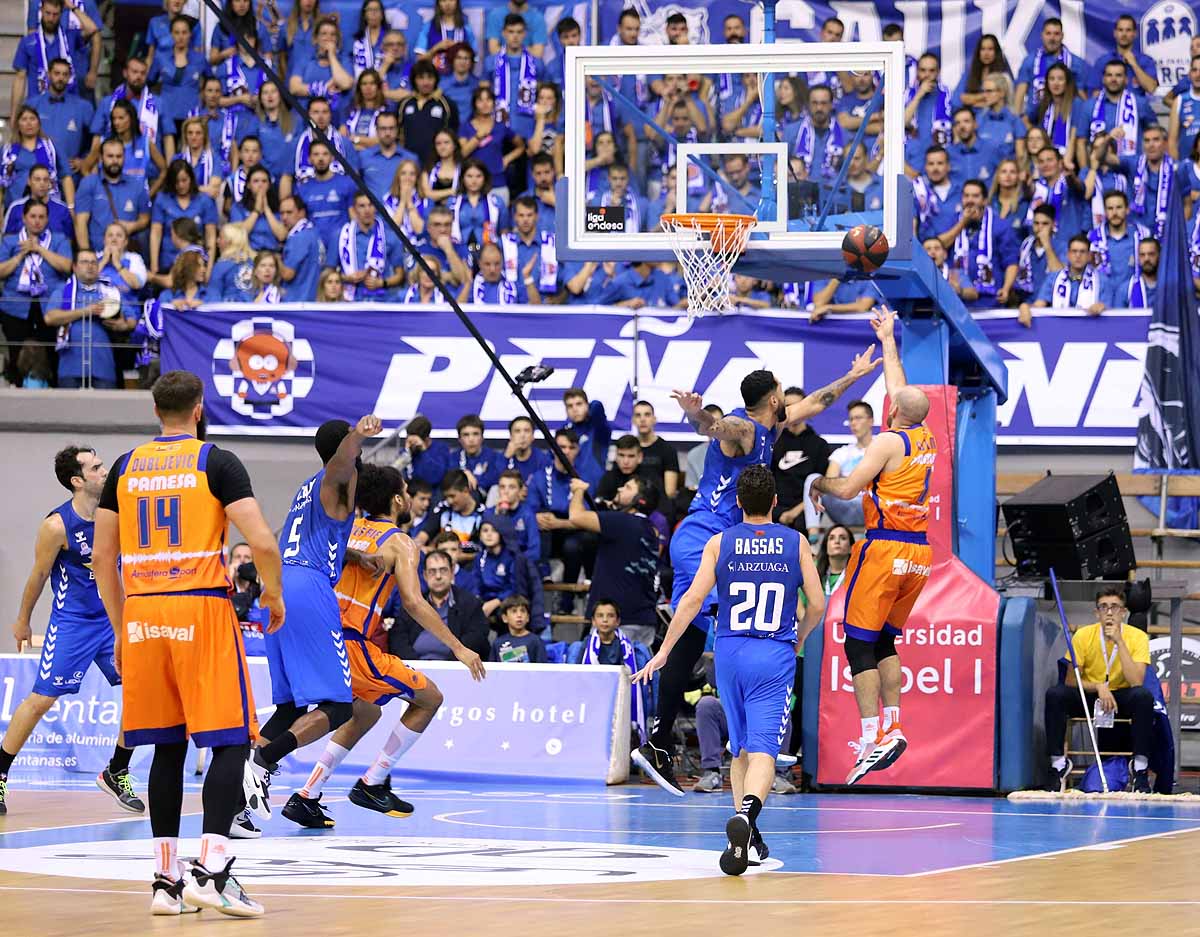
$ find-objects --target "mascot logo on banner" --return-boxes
[629,0,709,44]
[211,317,316,419]
[1143,1,1198,86]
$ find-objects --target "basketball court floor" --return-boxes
[2,772,1198,935]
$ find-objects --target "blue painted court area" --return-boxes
[4,775,1200,881]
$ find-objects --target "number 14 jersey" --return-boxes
[714,522,804,643]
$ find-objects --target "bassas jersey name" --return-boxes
[734,535,786,556]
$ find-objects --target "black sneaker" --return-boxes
[97,767,146,813]
[631,742,685,797]
[1131,762,1152,794]
[229,808,261,839]
[748,829,769,866]
[282,792,336,829]
[1042,758,1072,793]
[348,778,414,817]
[719,813,752,877]
[0,775,7,815]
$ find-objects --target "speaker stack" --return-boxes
[1001,473,1136,580]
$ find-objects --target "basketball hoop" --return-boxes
[659,213,757,317]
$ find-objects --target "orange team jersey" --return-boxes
[105,434,258,748]
[335,516,428,705]
[863,425,937,533]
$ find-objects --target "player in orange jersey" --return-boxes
[92,371,285,918]
[810,307,934,785]
[282,464,485,829]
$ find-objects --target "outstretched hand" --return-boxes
[849,343,881,379]
[672,389,703,416]
[632,651,669,686]
[871,305,897,340]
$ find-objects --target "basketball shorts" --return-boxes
[121,591,258,748]
[32,614,120,697]
[669,511,724,631]
[344,631,428,706]
[266,565,353,707]
[842,531,933,643]
[715,636,795,758]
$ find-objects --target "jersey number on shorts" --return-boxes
[729,581,785,633]
[282,516,303,559]
[137,495,182,548]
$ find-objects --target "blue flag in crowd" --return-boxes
[1134,182,1200,529]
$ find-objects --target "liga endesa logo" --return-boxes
[584,204,627,233]
[211,317,315,420]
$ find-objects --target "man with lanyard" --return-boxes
[500,196,557,300]
[1031,233,1109,315]
[295,140,358,246]
[1089,60,1154,163]
[488,15,543,144]
[278,195,325,301]
[87,56,159,152]
[1014,17,1087,115]
[73,138,151,251]
[633,355,879,795]
[939,179,1018,307]
[331,192,405,303]
[26,58,94,174]
[10,0,93,116]
[1092,15,1158,97]
[1087,189,1147,280]
[1042,586,1154,794]
[5,165,74,242]
[1118,124,1175,238]
[0,445,144,817]
[43,248,134,389]
[1106,236,1158,309]
[1168,54,1200,163]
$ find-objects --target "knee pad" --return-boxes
[316,701,354,731]
[874,632,898,664]
[844,636,878,676]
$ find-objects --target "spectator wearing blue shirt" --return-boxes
[924,236,979,306]
[487,15,544,144]
[545,16,582,88]
[1105,236,1158,308]
[43,249,138,388]
[519,152,558,234]
[948,107,1002,189]
[500,196,559,297]
[1027,63,1088,165]
[1088,189,1149,281]
[940,179,1019,305]
[289,97,361,184]
[974,74,1025,162]
[440,42,480,120]
[229,165,284,250]
[905,54,955,155]
[26,59,94,171]
[485,0,546,58]
[990,157,1031,246]
[73,140,151,251]
[729,274,774,311]
[562,388,611,473]
[1169,55,1200,161]
[87,57,160,152]
[832,143,885,215]
[209,225,257,302]
[454,413,507,497]
[287,16,354,121]
[277,193,325,300]
[0,201,73,374]
[414,205,473,287]
[836,71,883,150]
[144,0,204,68]
[5,166,73,242]
[1015,204,1067,323]
[359,111,418,198]
[1,107,74,211]
[414,0,477,69]
[1118,125,1175,238]
[254,80,298,181]
[527,428,601,594]
[1032,233,1109,314]
[149,160,218,279]
[1091,15,1159,97]
[612,261,678,310]
[295,139,358,244]
[377,30,411,103]
[148,15,210,143]
[914,146,963,242]
[462,241,533,305]
[1014,18,1088,115]
[809,277,874,323]
[953,34,1014,110]
[460,87,522,202]
[703,154,761,217]
[490,596,547,662]
[501,420,552,494]
[1166,35,1200,105]
[1027,145,1088,242]
[96,222,149,322]
[475,516,530,618]
[11,0,90,112]
[563,259,620,305]
[403,414,452,493]
[1085,60,1157,165]
[489,470,546,570]
[328,192,407,302]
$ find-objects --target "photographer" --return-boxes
[229,541,267,657]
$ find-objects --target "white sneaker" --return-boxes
[845,736,887,786]
[771,774,797,795]
[150,874,201,915]
[691,770,723,793]
[229,807,262,839]
[242,752,272,820]
[182,859,264,918]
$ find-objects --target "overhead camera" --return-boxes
[515,364,555,387]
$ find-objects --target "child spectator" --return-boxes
[454,413,506,494]
[569,599,652,744]
[418,468,483,547]
[503,415,551,487]
[404,478,433,534]
[404,413,450,491]
[476,515,528,617]
[485,469,540,563]
[597,434,645,503]
[562,386,611,472]
[490,595,547,662]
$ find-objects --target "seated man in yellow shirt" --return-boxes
[1044,585,1155,793]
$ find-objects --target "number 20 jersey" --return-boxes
[714,522,804,643]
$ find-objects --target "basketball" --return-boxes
[842,224,890,273]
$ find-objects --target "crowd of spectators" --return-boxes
[2,3,1186,389]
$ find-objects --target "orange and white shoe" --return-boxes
[846,736,885,785]
[874,724,908,771]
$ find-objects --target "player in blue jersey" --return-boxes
[637,465,824,874]
[246,416,383,822]
[0,446,145,816]
[632,350,879,795]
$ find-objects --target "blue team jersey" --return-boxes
[714,522,803,643]
[688,408,776,526]
[279,469,355,583]
[49,500,106,620]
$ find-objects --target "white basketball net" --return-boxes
[660,214,756,318]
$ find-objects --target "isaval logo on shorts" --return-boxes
[892,558,932,577]
[126,621,195,643]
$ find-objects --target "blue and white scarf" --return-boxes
[1016,234,1042,293]
[663,127,703,192]
[0,137,59,194]
[1126,274,1153,307]
[186,104,236,173]
[1041,100,1073,153]
[256,283,281,304]
[954,206,996,293]
[1088,221,1145,275]
[353,30,384,74]
[384,189,425,236]
[586,91,616,136]
[402,283,448,305]
[450,192,502,244]
[293,128,348,181]
[1191,211,1200,273]
[427,159,460,194]
[500,230,557,293]
[1028,174,1068,228]
[1051,264,1100,309]
[111,84,159,144]
[16,225,52,296]
[794,116,845,179]
[1090,90,1138,156]
[338,219,387,300]
[1132,155,1175,237]
[346,107,382,138]
[135,296,163,367]
[580,627,647,744]
[494,50,538,123]
[35,24,75,93]
[591,187,640,231]
[905,80,952,145]
[227,165,248,203]
[175,146,215,187]
[1031,46,1074,98]
[1089,170,1128,227]
[782,281,817,310]
[471,273,518,304]
[54,276,118,350]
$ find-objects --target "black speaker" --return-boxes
[1002,473,1135,580]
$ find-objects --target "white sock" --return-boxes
[154,837,180,879]
[363,723,422,786]
[860,716,879,745]
[300,741,350,799]
[1051,756,1067,771]
[1133,755,1148,772]
[882,706,900,731]
[199,833,229,871]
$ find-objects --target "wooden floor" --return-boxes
[2,783,1199,937]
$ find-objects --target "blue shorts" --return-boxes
[266,565,352,707]
[669,512,724,630]
[715,637,795,758]
[32,615,120,697]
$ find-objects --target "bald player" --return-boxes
[810,307,934,785]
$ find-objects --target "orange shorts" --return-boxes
[121,592,258,747]
[345,632,428,705]
[842,534,932,643]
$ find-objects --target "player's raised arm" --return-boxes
[796,536,826,645]
[567,477,600,532]
[871,306,907,396]
[390,535,486,681]
[320,415,382,520]
[225,497,285,633]
[11,514,67,653]
[672,389,755,454]
[810,432,904,509]
[787,344,881,422]
[634,534,721,684]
